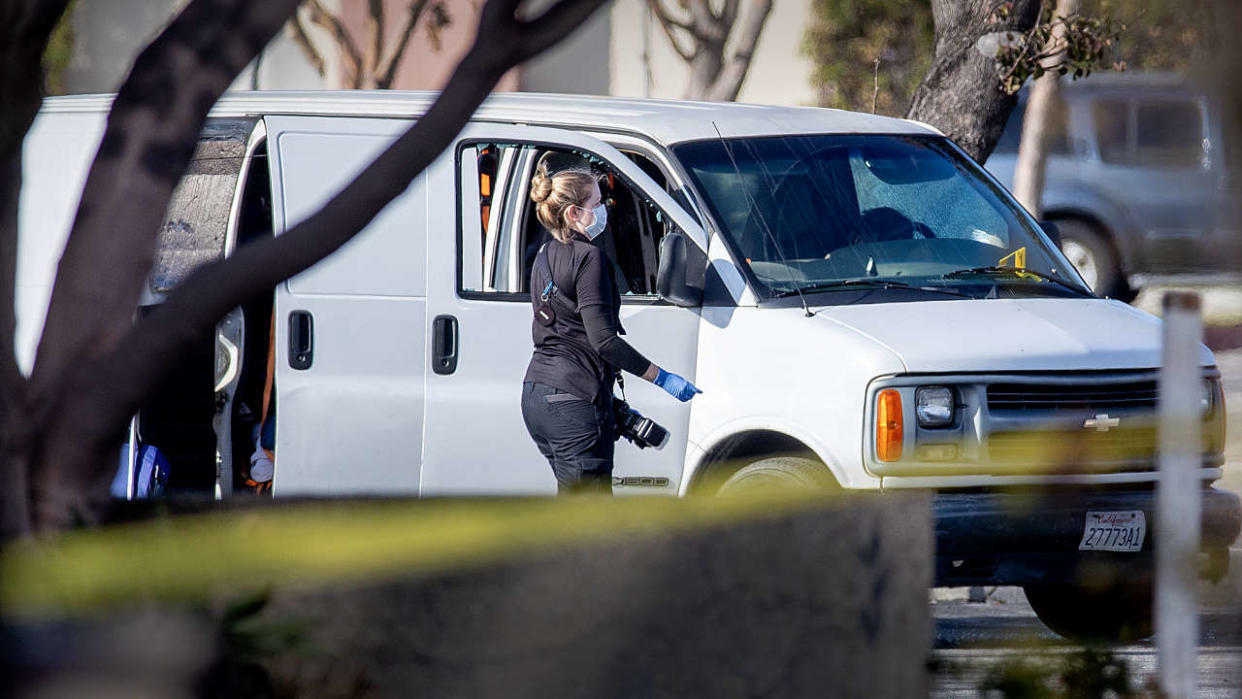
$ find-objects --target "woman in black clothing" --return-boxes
[521,161,701,494]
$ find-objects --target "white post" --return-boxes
[1157,291,1202,699]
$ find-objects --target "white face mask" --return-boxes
[580,203,607,240]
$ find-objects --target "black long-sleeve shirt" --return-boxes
[524,239,651,402]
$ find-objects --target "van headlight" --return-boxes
[1203,378,1217,416]
[915,386,955,428]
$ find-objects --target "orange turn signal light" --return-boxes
[877,389,903,462]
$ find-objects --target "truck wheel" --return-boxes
[1055,219,1136,302]
[715,456,839,495]
[1023,583,1153,644]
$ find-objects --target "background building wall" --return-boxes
[519,1,612,95]
[339,0,519,92]
[608,0,816,105]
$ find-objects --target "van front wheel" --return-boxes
[1023,582,1153,644]
[715,456,839,495]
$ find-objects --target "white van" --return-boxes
[21,91,1240,642]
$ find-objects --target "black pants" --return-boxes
[521,382,614,495]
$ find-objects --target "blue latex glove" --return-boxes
[654,368,702,402]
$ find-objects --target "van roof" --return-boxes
[40,90,940,145]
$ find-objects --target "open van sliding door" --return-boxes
[420,124,708,495]
[266,116,429,495]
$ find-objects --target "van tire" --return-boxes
[1023,582,1153,645]
[715,456,839,495]
[1055,219,1136,302]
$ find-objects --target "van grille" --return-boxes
[986,381,1158,412]
[988,427,1158,466]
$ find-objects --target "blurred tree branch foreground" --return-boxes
[0,0,608,537]
[287,0,453,89]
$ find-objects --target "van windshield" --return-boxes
[672,134,1090,300]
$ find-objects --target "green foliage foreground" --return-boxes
[979,648,1144,698]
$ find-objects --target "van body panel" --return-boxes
[41,92,938,149]
[687,304,904,491]
[17,111,105,374]
[266,116,428,495]
[816,297,1212,373]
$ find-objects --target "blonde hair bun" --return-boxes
[530,164,553,204]
[529,159,598,243]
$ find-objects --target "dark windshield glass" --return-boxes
[672,134,1087,300]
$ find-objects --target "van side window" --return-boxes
[512,148,671,297]
[1135,99,1203,168]
[458,143,519,294]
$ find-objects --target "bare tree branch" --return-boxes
[1,0,73,161]
[646,0,693,31]
[720,0,740,30]
[686,0,718,39]
[366,0,385,83]
[377,0,432,89]
[0,156,28,539]
[76,0,611,484]
[646,0,697,62]
[286,11,327,78]
[705,0,771,101]
[306,0,363,88]
[0,0,74,540]
[0,158,23,404]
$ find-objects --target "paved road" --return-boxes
[930,591,1242,696]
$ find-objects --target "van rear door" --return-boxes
[265,115,429,495]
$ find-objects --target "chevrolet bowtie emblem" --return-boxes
[1084,414,1120,432]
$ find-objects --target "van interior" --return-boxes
[502,147,672,297]
[133,130,274,497]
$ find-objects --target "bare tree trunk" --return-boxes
[906,0,1042,162]
[1012,0,1079,216]
[0,156,31,539]
[686,44,724,100]
[649,0,771,102]
[704,0,771,102]
[0,0,74,539]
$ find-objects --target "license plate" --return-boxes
[1079,510,1146,552]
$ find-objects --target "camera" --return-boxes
[612,398,669,450]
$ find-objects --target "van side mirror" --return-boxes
[656,231,703,307]
[1039,220,1062,248]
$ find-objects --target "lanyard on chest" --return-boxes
[534,244,569,326]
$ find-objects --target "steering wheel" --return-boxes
[855,207,936,245]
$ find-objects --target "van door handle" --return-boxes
[432,315,459,375]
[288,310,314,370]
